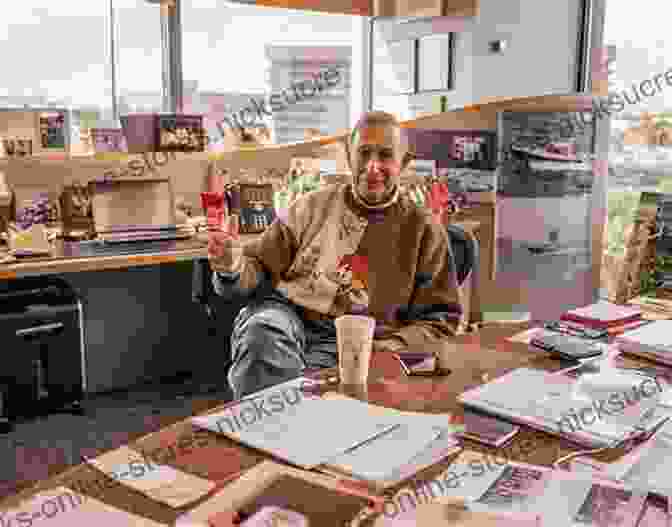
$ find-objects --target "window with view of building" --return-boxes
[181,2,364,145]
[601,2,672,298]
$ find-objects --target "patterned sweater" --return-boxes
[213,183,463,349]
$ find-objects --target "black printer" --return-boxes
[0,276,85,430]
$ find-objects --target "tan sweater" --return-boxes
[216,183,462,349]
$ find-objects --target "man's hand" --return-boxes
[207,230,241,272]
[372,338,406,354]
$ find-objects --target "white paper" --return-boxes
[326,424,442,480]
[192,395,400,468]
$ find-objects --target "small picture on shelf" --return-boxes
[91,128,127,153]
[39,112,66,149]
[156,114,206,152]
[445,131,498,170]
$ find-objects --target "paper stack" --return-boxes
[561,301,643,329]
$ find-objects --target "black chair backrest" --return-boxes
[446,223,479,287]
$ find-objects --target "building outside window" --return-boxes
[601,2,672,296]
[181,2,364,146]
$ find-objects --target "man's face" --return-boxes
[351,124,405,204]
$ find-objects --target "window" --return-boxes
[600,1,672,297]
[370,18,455,97]
[115,0,164,114]
[0,0,112,151]
[181,2,364,145]
[0,0,166,156]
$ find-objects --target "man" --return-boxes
[208,111,462,398]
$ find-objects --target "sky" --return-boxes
[0,0,355,108]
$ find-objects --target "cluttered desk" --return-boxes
[4,298,672,526]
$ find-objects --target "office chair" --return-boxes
[446,223,479,289]
[191,223,481,356]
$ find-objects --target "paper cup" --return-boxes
[335,315,375,386]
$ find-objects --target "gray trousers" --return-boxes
[228,296,338,399]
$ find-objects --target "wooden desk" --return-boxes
[0,234,260,281]
[1,324,658,526]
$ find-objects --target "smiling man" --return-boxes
[209,111,463,398]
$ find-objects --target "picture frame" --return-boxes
[155,114,206,153]
[91,128,127,153]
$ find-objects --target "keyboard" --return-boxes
[64,239,191,258]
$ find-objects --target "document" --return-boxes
[322,392,464,432]
[192,395,400,469]
[325,424,443,481]
[0,486,165,527]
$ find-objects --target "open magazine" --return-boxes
[571,419,672,500]
[437,451,648,527]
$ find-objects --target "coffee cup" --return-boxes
[334,315,375,386]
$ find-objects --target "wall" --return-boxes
[371,0,583,117]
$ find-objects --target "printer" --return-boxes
[0,276,85,430]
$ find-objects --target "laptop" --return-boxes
[90,178,191,243]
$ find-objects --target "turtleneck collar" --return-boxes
[349,182,400,212]
[345,183,401,225]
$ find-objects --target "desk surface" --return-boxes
[0,221,480,281]
[0,234,261,280]
[1,324,661,526]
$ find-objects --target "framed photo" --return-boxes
[91,128,127,153]
[155,114,206,153]
[39,112,66,149]
[497,111,596,198]
[495,111,598,320]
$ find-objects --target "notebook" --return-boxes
[614,320,672,366]
[191,394,401,469]
[90,178,191,243]
[561,301,642,329]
